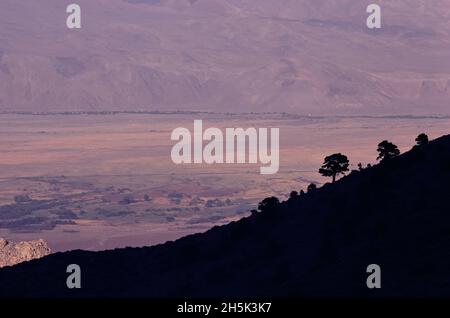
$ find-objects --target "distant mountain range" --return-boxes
[1,0,450,115]
[1,133,450,297]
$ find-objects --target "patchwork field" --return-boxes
[0,113,449,251]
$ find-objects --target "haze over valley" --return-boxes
[1,0,450,252]
[1,113,449,251]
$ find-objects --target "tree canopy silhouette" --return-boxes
[415,133,429,146]
[289,191,298,199]
[258,197,280,213]
[319,153,350,183]
[307,183,317,193]
[377,140,400,162]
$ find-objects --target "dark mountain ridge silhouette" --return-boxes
[1,134,450,297]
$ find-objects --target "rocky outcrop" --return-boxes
[0,238,51,268]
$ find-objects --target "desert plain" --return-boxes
[0,112,448,251]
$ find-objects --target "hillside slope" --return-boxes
[1,134,450,297]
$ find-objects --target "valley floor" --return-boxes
[1,113,449,251]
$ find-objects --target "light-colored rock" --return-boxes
[0,238,51,268]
